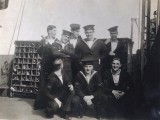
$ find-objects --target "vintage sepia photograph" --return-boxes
[0,0,160,119]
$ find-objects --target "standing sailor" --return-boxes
[75,25,108,71]
[104,26,128,70]
[70,23,83,80]
[52,30,74,83]
[70,23,82,48]
[34,25,58,110]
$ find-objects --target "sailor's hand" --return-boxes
[86,99,93,106]
[83,96,90,101]
[112,90,121,99]
[109,51,115,56]
[117,91,125,99]
[54,98,62,108]
[68,85,74,91]
[105,38,111,45]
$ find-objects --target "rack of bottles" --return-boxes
[10,41,41,97]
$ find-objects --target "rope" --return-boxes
[17,0,26,40]
[7,0,24,55]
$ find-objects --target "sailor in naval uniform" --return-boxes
[52,30,74,83]
[34,25,59,110]
[103,26,128,70]
[75,25,108,71]
[70,23,83,81]
[72,55,103,119]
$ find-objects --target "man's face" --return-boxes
[72,30,80,38]
[48,28,57,38]
[85,30,94,40]
[61,35,70,44]
[110,31,118,40]
[84,65,93,74]
[111,60,121,72]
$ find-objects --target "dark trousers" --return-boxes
[34,68,49,109]
[63,58,73,83]
[101,93,134,118]
[72,95,102,117]
[46,90,75,116]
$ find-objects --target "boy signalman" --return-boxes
[72,55,103,119]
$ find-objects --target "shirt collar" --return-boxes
[111,39,118,43]
[111,69,121,75]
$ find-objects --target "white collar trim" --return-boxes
[80,70,97,84]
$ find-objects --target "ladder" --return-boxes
[140,0,160,78]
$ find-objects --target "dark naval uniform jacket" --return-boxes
[45,71,72,101]
[75,70,102,98]
[37,37,59,74]
[44,71,74,112]
[75,38,108,71]
[103,70,134,95]
[104,39,128,70]
[70,35,83,48]
[102,69,134,115]
[74,70,103,112]
[70,36,83,80]
[34,37,59,109]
